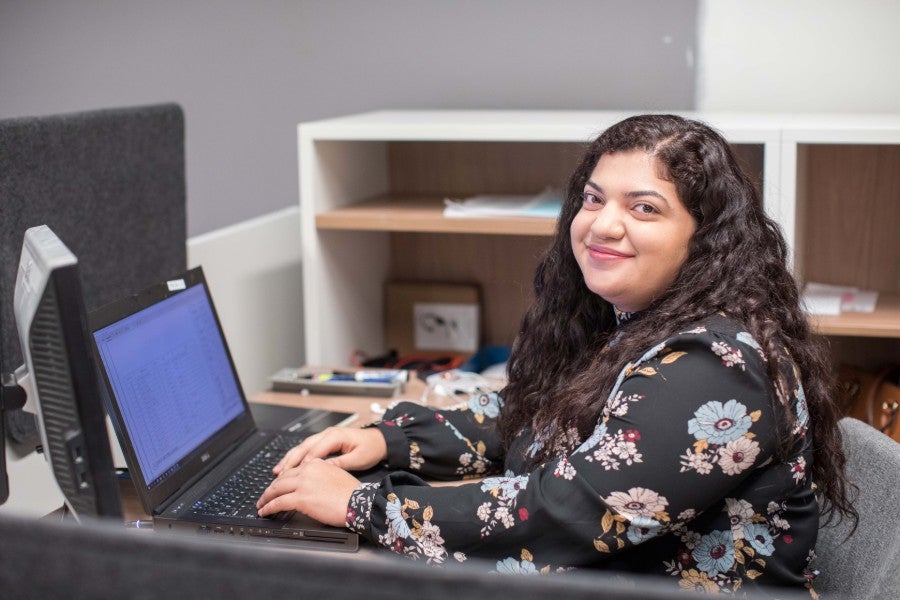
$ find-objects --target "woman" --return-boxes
[257,115,855,594]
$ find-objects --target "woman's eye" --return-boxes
[635,203,657,215]
[581,192,603,209]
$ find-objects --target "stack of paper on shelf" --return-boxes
[801,282,879,316]
[443,188,562,218]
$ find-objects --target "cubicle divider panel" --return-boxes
[0,103,187,442]
[0,103,186,368]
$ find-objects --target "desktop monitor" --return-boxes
[8,225,120,520]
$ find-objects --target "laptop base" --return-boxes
[154,515,359,553]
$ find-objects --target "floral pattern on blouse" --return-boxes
[477,475,530,537]
[346,313,819,596]
[682,398,762,477]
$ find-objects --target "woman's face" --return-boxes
[570,150,697,313]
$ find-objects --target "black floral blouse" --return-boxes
[346,313,819,595]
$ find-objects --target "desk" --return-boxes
[119,377,429,523]
[116,379,445,562]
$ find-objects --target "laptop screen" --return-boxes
[92,282,246,487]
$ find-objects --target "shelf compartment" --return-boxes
[795,143,900,341]
[315,195,558,236]
[796,144,899,293]
[389,232,550,347]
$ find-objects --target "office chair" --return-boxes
[813,417,900,599]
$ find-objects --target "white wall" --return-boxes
[697,1,900,112]
[1,442,64,518]
[186,206,304,395]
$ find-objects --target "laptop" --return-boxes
[88,266,359,552]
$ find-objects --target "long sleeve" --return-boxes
[346,316,816,589]
[371,392,505,480]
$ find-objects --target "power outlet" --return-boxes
[413,302,479,352]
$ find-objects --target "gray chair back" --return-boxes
[814,417,900,599]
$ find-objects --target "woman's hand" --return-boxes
[272,427,388,474]
[256,459,359,527]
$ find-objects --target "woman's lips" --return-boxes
[588,245,633,260]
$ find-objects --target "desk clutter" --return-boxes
[270,345,510,408]
[270,280,510,403]
[270,367,409,397]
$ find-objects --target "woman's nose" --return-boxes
[590,206,625,239]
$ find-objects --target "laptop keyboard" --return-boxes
[192,434,305,519]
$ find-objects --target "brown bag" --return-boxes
[837,365,900,443]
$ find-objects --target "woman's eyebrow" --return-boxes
[586,180,671,206]
[625,190,670,206]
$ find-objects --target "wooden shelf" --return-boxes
[809,294,900,338]
[315,195,557,236]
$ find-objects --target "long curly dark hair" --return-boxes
[499,114,856,523]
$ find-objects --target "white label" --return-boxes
[167,279,187,291]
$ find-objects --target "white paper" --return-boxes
[804,282,858,295]
[841,290,879,313]
[443,188,562,219]
[802,291,843,316]
[801,282,879,315]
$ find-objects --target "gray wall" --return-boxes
[0,0,697,237]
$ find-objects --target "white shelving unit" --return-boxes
[298,111,900,367]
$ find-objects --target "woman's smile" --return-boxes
[587,244,634,261]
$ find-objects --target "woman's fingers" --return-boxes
[273,428,342,474]
[256,459,361,526]
[272,440,311,474]
[273,427,388,474]
[256,473,303,513]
